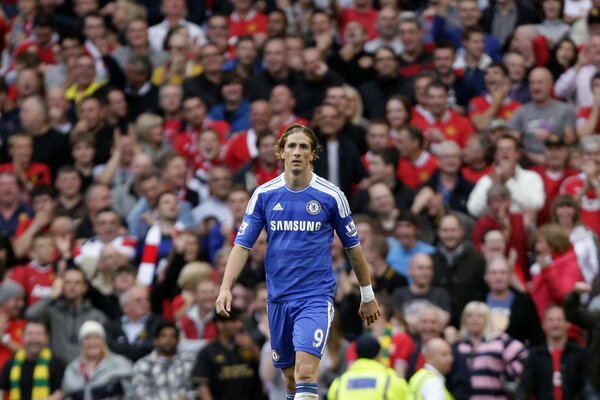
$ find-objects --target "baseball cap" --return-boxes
[355,335,381,359]
[544,133,566,147]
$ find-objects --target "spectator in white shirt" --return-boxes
[147,0,206,54]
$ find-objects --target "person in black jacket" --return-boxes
[431,213,486,327]
[517,304,587,400]
[104,285,164,362]
[480,0,540,47]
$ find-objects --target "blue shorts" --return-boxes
[267,297,334,369]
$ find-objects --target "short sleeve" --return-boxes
[191,347,213,385]
[234,191,266,250]
[332,194,360,249]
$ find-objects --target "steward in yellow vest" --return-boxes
[408,338,454,400]
[328,336,408,400]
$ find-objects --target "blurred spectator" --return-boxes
[394,126,439,190]
[503,51,532,104]
[147,0,206,54]
[484,255,543,346]
[432,41,477,114]
[555,33,600,108]
[0,280,25,370]
[123,55,160,120]
[564,281,600,398]
[366,183,399,236]
[560,135,600,236]
[191,308,263,400]
[480,0,540,47]
[518,304,587,400]
[471,183,531,275]
[234,130,281,193]
[576,71,600,137]
[151,27,201,87]
[467,134,546,217]
[393,253,452,331]
[0,132,51,191]
[364,6,403,55]
[530,224,585,319]
[455,301,528,398]
[76,208,135,277]
[222,36,261,80]
[461,133,494,184]
[551,194,600,286]
[453,27,492,95]
[364,235,407,297]
[111,17,166,71]
[132,321,195,399]
[386,211,435,279]
[12,185,57,259]
[208,72,251,133]
[62,321,133,399]
[328,335,408,399]
[105,285,163,362]
[0,173,30,238]
[70,95,113,165]
[25,268,108,362]
[268,84,308,136]
[136,113,171,161]
[411,81,475,149]
[359,46,411,120]
[182,43,225,109]
[327,21,374,87]
[468,61,521,131]
[313,103,368,199]
[192,165,233,231]
[64,54,106,108]
[54,166,86,223]
[353,148,414,215]
[397,17,434,79]
[509,67,576,164]
[407,338,456,399]
[0,320,65,400]
[432,213,486,327]
[9,233,56,306]
[412,140,473,216]
[228,0,267,46]
[177,277,217,353]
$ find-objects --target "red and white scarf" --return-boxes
[137,222,184,286]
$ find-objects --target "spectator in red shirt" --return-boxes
[411,81,475,149]
[9,233,56,306]
[336,0,379,41]
[159,84,184,143]
[575,71,600,137]
[0,279,25,371]
[228,0,267,47]
[468,61,521,131]
[471,183,531,280]
[395,125,438,190]
[461,133,494,184]
[531,134,578,225]
[0,133,51,192]
[398,17,434,79]
[12,185,57,259]
[269,84,308,137]
[560,135,600,236]
[234,129,281,193]
[12,11,58,66]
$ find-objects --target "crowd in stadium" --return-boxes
[1,0,600,398]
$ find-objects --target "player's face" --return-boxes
[281,132,314,174]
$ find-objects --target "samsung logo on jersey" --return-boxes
[270,220,322,232]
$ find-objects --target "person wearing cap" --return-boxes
[509,67,576,165]
[192,307,263,399]
[0,320,66,400]
[560,135,600,235]
[530,134,578,225]
[0,280,25,370]
[62,321,133,400]
[132,321,196,400]
[327,335,407,400]
[408,338,455,400]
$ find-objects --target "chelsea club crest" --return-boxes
[306,200,321,215]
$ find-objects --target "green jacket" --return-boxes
[328,358,408,400]
[408,368,453,400]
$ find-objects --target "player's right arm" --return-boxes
[215,245,251,317]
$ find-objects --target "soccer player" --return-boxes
[216,124,380,400]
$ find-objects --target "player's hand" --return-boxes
[359,299,381,326]
[215,287,232,317]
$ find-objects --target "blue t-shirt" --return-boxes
[235,173,359,302]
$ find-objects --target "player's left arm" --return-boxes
[345,245,381,326]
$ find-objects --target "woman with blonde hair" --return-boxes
[343,84,368,128]
[62,321,133,400]
[455,301,528,399]
[135,112,171,160]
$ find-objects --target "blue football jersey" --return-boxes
[234,173,360,302]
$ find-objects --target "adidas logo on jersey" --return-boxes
[272,203,284,211]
